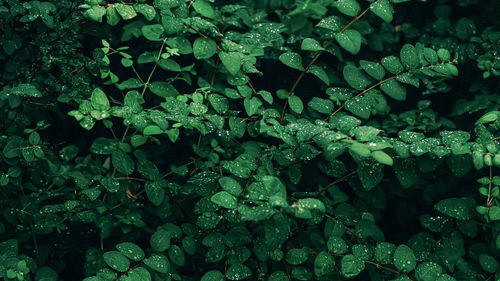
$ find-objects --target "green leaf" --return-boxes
[288,95,304,114]
[437,49,451,62]
[257,90,273,104]
[343,65,372,90]
[127,267,151,281]
[375,242,396,264]
[34,267,58,281]
[381,56,404,74]
[336,0,360,16]
[85,6,106,22]
[350,143,371,157]
[301,38,324,51]
[352,126,381,141]
[424,48,439,64]
[292,198,325,220]
[476,111,499,124]
[380,79,407,101]
[193,38,217,59]
[208,94,229,114]
[149,82,180,97]
[371,150,393,166]
[434,198,470,220]
[394,159,419,188]
[397,73,420,87]
[157,59,181,72]
[219,52,242,75]
[131,135,148,148]
[370,0,394,22]
[116,242,145,261]
[279,52,304,71]
[308,65,330,85]
[393,245,416,273]
[145,181,165,206]
[192,0,214,18]
[243,97,262,116]
[143,125,163,135]
[335,29,362,55]
[268,271,288,281]
[488,206,500,220]
[229,117,246,138]
[314,251,335,277]
[106,7,120,26]
[91,88,109,111]
[360,60,385,80]
[197,212,221,229]
[201,270,224,281]
[345,96,372,119]
[210,191,238,209]
[218,177,243,196]
[400,44,419,69]
[112,150,135,175]
[115,4,137,20]
[144,254,170,273]
[226,264,252,280]
[161,15,183,35]
[286,248,308,265]
[150,229,171,252]
[103,251,130,272]
[117,78,141,90]
[357,160,383,190]
[168,245,185,266]
[308,97,333,114]
[316,16,343,32]
[7,84,43,97]
[415,262,443,281]
[478,254,498,273]
[327,236,348,254]
[141,24,164,41]
[341,255,365,278]
[134,4,156,21]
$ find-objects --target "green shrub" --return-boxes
[0,0,499,280]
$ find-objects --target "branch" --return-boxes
[315,170,358,197]
[324,59,458,121]
[279,0,381,123]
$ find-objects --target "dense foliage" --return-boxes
[1,0,500,280]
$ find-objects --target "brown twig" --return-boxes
[247,80,257,95]
[315,170,358,197]
[115,177,147,182]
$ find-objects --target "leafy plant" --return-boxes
[0,0,499,280]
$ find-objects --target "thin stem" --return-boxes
[247,80,257,95]
[324,75,397,121]
[131,64,145,84]
[486,166,493,207]
[339,1,376,33]
[115,177,147,182]
[315,170,358,197]
[120,125,130,142]
[141,38,167,97]
[364,260,402,275]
